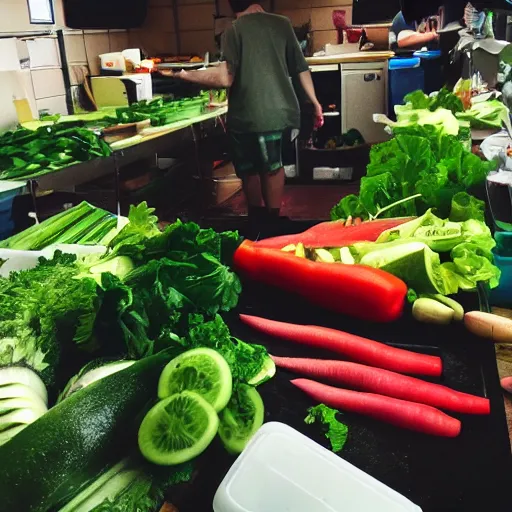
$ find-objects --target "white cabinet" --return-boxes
[309,59,389,145]
[341,61,388,143]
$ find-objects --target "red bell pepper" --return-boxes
[233,241,407,322]
[254,218,415,249]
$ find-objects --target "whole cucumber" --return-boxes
[0,351,171,512]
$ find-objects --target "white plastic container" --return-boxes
[213,422,422,512]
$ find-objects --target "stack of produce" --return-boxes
[96,93,210,128]
[0,124,112,180]
[330,123,497,222]
[401,88,511,131]
[0,202,274,510]
[241,314,490,438]
[0,201,118,250]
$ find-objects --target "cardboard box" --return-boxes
[205,162,242,206]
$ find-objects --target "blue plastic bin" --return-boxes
[414,50,443,95]
[388,57,424,120]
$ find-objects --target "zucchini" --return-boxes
[58,459,142,512]
[59,360,136,401]
[0,350,171,511]
[0,425,27,446]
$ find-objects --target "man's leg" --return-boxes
[242,174,263,209]
[260,167,285,214]
[258,131,287,216]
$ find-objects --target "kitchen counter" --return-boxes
[17,106,227,204]
[306,51,394,66]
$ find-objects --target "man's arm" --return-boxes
[298,70,324,128]
[160,62,233,88]
[397,30,438,49]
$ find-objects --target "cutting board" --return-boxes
[165,221,512,512]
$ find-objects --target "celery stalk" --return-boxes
[77,217,117,245]
[54,210,112,245]
[0,202,95,250]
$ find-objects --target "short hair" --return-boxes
[228,1,255,14]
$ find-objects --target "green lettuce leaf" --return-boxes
[449,192,486,222]
[443,242,501,290]
[330,120,497,221]
[305,404,348,453]
[456,100,510,129]
[187,314,270,384]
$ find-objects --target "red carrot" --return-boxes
[273,356,489,414]
[254,218,414,249]
[240,315,442,377]
[292,378,461,437]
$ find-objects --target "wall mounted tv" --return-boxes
[63,0,148,29]
[352,0,401,25]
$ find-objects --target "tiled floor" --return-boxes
[204,183,360,220]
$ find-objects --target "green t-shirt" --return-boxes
[222,12,309,134]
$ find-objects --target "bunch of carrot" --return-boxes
[241,314,491,438]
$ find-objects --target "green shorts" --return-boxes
[229,130,297,178]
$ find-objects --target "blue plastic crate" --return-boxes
[388,57,424,120]
[414,50,443,95]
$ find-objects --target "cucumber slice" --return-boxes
[0,425,27,446]
[0,367,47,405]
[158,348,232,412]
[138,391,219,466]
[0,407,45,432]
[218,385,265,455]
[0,397,47,416]
[0,383,48,406]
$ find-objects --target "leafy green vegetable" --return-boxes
[77,459,194,512]
[93,94,210,129]
[0,125,112,181]
[403,90,431,110]
[187,314,270,385]
[345,209,500,295]
[429,87,465,114]
[305,404,348,453]
[0,251,102,387]
[403,87,464,115]
[0,202,117,251]
[331,125,497,221]
[449,192,486,223]
[456,99,510,130]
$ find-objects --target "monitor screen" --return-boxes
[352,0,401,25]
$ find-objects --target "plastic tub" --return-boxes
[213,422,422,512]
[414,50,443,95]
[388,57,424,120]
